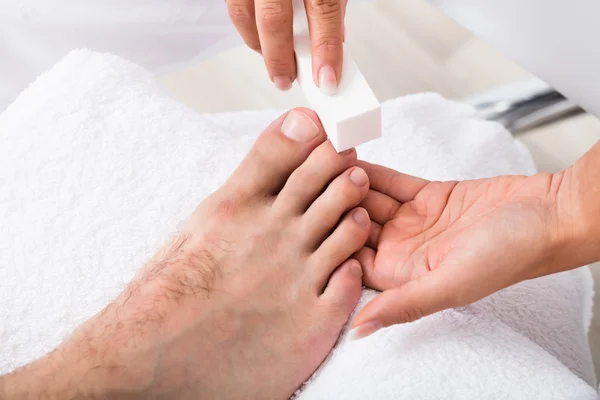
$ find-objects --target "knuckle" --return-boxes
[387,202,401,222]
[312,35,343,54]
[260,2,290,33]
[308,0,342,20]
[228,1,254,27]
[214,199,239,220]
[264,57,292,74]
[400,307,424,323]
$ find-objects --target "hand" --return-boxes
[350,161,591,338]
[226,0,345,93]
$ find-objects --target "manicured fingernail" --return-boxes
[352,208,369,226]
[349,168,368,187]
[274,76,293,91]
[318,65,337,96]
[349,261,363,278]
[348,320,383,340]
[281,110,320,142]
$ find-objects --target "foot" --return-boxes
[4,109,370,400]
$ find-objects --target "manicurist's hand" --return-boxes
[226,0,345,94]
[350,149,600,339]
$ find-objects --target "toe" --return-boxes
[227,108,327,197]
[301,167,369,246]
[319,259,363,326]
[310,207,370,290]
[273,141,357,214]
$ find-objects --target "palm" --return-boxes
[357,162,557,301]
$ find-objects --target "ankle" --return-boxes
[0,350,90,400]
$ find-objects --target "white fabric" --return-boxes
[0,50,597,399]
[0,0,237,111]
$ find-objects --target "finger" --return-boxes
[353,246,392,291]
[304,0,344,95]
[360,189,401,225]
[357,161,429,203]
[341,0,348,42]
[227,0,261,53]
[366,221,381,249]
[256,0,296,91]
[350,269,460,339]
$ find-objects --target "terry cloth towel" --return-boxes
[0,50,597,399]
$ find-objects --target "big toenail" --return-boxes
[349,168,368,186]
[281,110,320,142]
[352,208,369,226]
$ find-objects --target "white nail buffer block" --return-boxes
[293,4,381,152]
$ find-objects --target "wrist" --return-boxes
[548,147,600,272]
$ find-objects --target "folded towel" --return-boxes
[0,50,597,399]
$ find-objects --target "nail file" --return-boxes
[292,1,381,152]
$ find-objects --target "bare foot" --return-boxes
[1,109,370,400]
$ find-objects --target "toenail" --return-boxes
[348,320,383,340]
[349,261,363,278]
[281,110,320,142]
[349,168,368,186]
[352,208,369,226]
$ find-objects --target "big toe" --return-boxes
[226,108,327,197]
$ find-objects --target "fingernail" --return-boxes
[318,65,337,96]
[274,76,293,91]
[348,320,383,340]
[281,110,320,142]
[352,208,369,226]
[349,168,368,187]
[349,261,363,278]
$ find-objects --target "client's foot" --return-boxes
[24,109,370,400]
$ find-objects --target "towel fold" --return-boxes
[0,49,597,399]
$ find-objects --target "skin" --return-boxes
[3,113,600,393]
[0,108,370,399]
[226,0,346,92]
[351,142,600,337]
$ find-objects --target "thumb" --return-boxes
[350,269,462,340]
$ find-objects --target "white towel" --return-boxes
[0,49,597,399]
